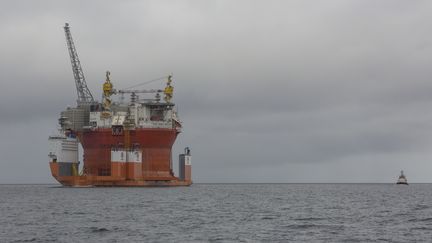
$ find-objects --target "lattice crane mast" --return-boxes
[64,23,94,104]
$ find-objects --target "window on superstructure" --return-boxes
[150,108,164,121]
[112,126,123,135]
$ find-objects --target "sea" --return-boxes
[1,184,432,242]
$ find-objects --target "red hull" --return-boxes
[50,128,192,187]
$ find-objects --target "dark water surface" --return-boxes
[1,184,432,242]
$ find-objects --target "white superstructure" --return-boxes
[48,134,78,163]
[396,170,408,185]
[88,103,176,129]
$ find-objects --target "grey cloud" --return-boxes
[2,0,432,183]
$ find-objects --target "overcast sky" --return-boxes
[1,0,432,183]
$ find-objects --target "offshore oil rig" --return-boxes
[48,23,192,187]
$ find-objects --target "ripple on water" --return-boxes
[1,184,432,242]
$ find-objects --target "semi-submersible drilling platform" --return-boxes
[48,23,192,187]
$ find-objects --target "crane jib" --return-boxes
[64,23,94,104]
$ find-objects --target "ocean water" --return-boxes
[1,184,432,242]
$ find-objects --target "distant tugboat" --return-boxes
[396,170,408,185]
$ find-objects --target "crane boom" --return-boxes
[64,23,94,104]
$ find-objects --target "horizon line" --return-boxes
[0,182,430,185]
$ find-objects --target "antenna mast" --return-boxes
[64,23,94,104]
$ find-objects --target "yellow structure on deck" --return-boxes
[103,71,114,110]
[164,75,174,103]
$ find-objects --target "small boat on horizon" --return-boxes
[396,170,408,185]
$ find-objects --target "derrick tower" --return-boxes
[64,23,94,104]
